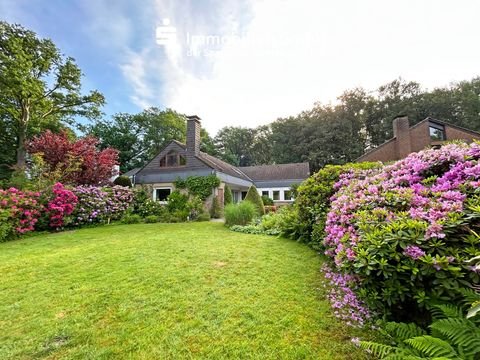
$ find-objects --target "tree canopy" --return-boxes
[0,21,104,174]
[213,77,480,172]
[27,130,118,185]
[86,108,217,173]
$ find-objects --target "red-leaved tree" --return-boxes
[27,131,119,185]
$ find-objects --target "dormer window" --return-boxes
[429,122,446,141]
[159,151,186,167]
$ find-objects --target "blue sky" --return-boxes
[1,0,479,135]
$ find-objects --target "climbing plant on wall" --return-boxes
[174,175,220,200]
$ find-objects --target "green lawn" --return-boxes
[0,222,367,359]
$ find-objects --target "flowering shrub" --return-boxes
[0,187,42,241]
[322,264,371,327]
[46,183,78,228]
[72,185,133,225]
[296,162,381,249]
[324,142,480,322]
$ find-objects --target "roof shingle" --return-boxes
[239,162,310,181]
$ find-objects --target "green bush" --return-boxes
[230,224,265,234]
[210,196,222,219]
[295,162,380,248]
[185,195,204,220]
[132,188,168,218]
[224,201,256,226]
[261,206,308,241]
[230,224,280,235]
[196,213,211,222]
[167,191,189,213]
[261,195,274,206]
[138,200,168,218]
[121,214,142,224]
[113,176,132,187]
[244,185,264,215]
[144,215,159,223]
[224,185,233,205]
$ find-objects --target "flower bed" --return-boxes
[0,183,134,241]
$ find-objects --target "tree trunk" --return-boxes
[16,103,29,169]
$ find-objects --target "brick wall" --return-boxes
[409,122,430,153]
[186,115,201,159]
[358,118,480,163]
[445,126,479,143]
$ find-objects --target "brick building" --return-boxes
[357,116,480,163]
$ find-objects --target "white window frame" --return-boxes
[256,187,294,202]
[153,187,172,204]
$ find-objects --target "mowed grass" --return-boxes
[0,222,367,359]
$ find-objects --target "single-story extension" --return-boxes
[126,116,310,207]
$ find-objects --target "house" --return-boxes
[357,116,480,163]
[129,115,310,207]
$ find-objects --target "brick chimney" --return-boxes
[393,115,412,159]
[186,115,201,155]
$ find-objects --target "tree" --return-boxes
[224,185,233,205]
[209,196,222,219]
[0,21,104,169]
[86,113,147,172]
[269,116,306,165]
[244,185,264,215]
[26,130,118,185]
[214,126,256,166]
[86,108,218,172]
[214,126,273,166]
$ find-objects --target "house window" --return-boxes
[262,191,269,197]
[233,191,240,203]
[273,190,280,201]
[159,151,186,168]
[429,123,446,141]
[241,191,248,200]
[284,190,292,201]
[154,188,171,202]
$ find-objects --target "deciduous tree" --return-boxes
[0,21,104,170]
[27,130,118,185]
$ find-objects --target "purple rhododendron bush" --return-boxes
[71,185,134,225]
[323,142,480,324]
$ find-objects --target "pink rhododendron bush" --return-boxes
[0,187,42,241]
[324,142,480,323]
[44,183,79,228]
[0,183,133,241]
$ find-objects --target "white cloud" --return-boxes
[158,0,480,135]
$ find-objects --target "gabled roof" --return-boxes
[239,162,310,181]
[157,139,252,181]
[413,117,480,136]
[134,138,309,185]
[197,152,252,181]
[123,167,141,177]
